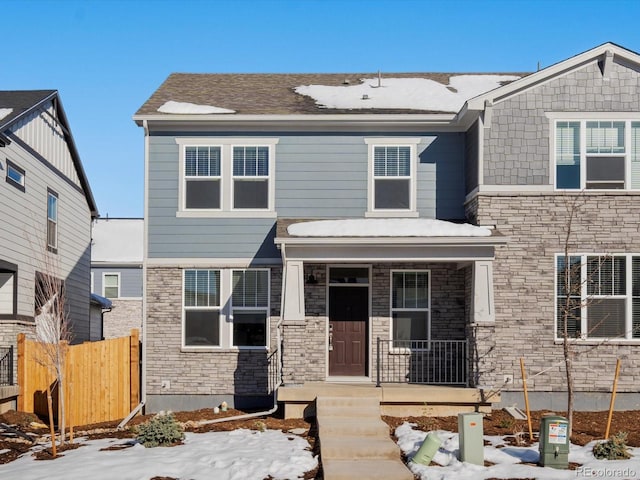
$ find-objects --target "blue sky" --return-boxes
[4,0,640,218]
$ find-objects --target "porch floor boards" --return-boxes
[278,382,498,419]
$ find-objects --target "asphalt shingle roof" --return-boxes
[136,72,527,116]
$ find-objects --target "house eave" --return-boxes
[275,235,508,247]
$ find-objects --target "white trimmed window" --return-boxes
[184,146,221,209]
[0,263,17,317]
[183,269,221,347]
[232,269,269,347]
[555,120,640,190]
[391,270,430,344]
[365,138,419,216]
[6,160,25,191]
[103,273,120,299]
[47,189,58,252]
[176,138,278,216]
[556,254,640,340]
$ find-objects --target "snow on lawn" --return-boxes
[396,422,640,480]
[287,218,492,237]
[295,75,520,112]
[0,428,317,480]
[157,100,236,114]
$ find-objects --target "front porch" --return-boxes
[278,381,499,419]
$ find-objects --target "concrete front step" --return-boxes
[317,404,381,419]
[320,434,401,460]
[316,395,381,409]
[323,458,413,480]
[317,416,390,437]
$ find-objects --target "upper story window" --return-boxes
[176,138,278,217]
[103,273,120,299]
[6,160,25,192]
[185,146,221,209]
[555,119,640,190]
[365,138,419,217]
[556,254,640,340]
[47,189,58,253]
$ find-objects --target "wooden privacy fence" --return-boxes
[17,329,140,426]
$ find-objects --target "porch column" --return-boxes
[471,260,495,323]
[281,260,306,385]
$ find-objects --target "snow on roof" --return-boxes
[287,218,491,237]
[92,218,143,263]
[0,108,13,121]
[295,75,520,112]
[157,100,236,114]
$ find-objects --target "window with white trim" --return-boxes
[103,273,120,299]
[0,262,17,317]
[555,120,640,189]
[391,271,430,344]
[184,146,221,209]
[183,270,221,347]
[232,269,269,347]
[47,189,58,253]
[177,139,277,215]
[6,159,25,191]
[365,138,419,216]
[556,254,640,339]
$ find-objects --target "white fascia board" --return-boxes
[146,257,282,267]
[275,236,508,246]
[91,261,143,267]
[133,113,458,129]
[466,43,639,111]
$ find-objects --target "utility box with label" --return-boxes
[458,412,484,465]
[538,415,569,468]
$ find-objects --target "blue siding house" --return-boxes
[136,43,640,414]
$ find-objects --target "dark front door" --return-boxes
[329,286,368,376]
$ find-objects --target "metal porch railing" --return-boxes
[0,346,13,386]
[376,338,468,386]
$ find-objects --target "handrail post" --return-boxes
[376,337,381,387]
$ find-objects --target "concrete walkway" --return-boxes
[316,396,413,480]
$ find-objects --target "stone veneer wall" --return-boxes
[103,299,143,339]
[471,193,640,397]
[282,263,466,384]
[145,266,281,409]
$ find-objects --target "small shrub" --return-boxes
[253,420,267,432]
[136,411,185,448]
[593,431,631,460]
[499,418,515,429]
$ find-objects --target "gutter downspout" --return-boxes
[194,245,287,426]
[119,120,149,429]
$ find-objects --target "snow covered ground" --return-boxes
[0,428,317,480]
[395,422,640,480]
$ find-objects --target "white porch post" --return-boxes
[283,260,305,322]
[471,260,495,323]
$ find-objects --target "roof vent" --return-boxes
[362,94,369,100]
[343,79,351,85]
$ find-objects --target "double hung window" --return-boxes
[183,270,221,347]
[555,120,640,189]
[556,254,640,340]
[177,139,277,215]
[103,273,120,299]
[391,271,430,344]
[231,270,269,347]
[47,190,58,252]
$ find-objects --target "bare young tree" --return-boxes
[33,269,72,447]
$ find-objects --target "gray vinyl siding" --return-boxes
[0,134,92,342]
[92,267,143,298]
[147,131,465,257]
[483,60,640,185]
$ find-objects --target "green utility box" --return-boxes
[538,415,569,468]
[458,412,484,465]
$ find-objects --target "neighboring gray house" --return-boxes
[0,90,98,409]
[135,42,640,413]
[91,218,143,339]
